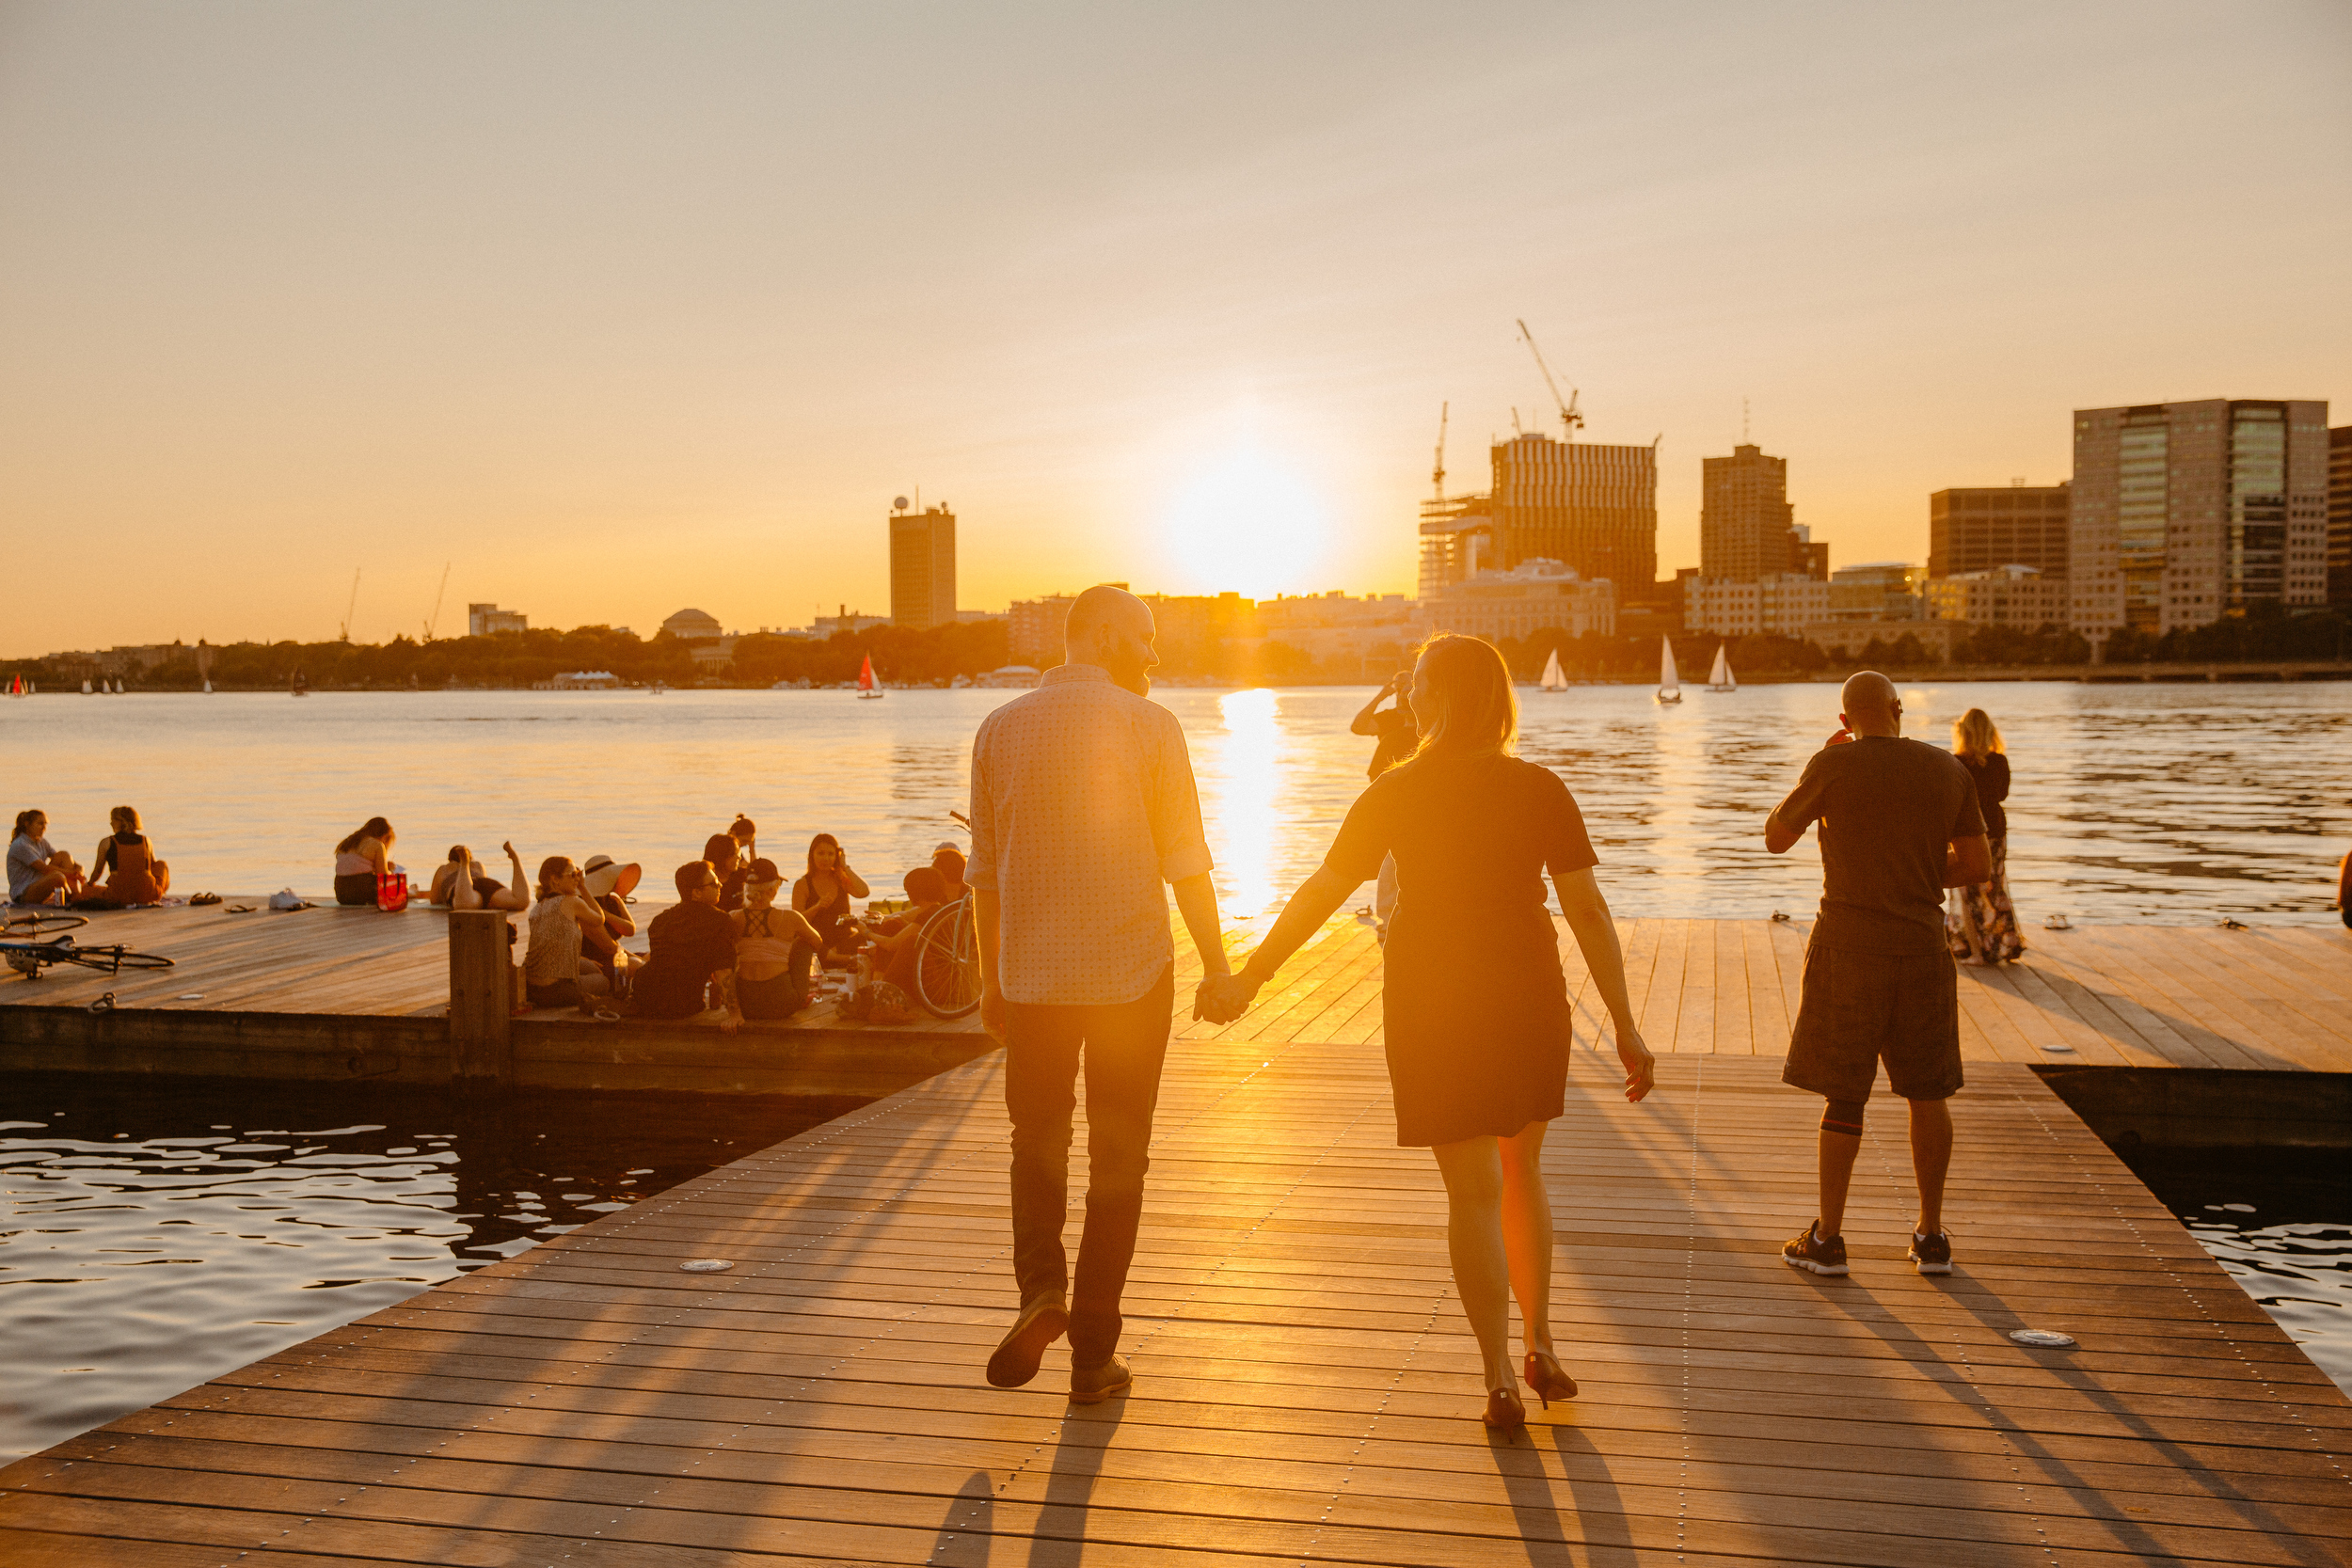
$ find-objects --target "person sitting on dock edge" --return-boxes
[1765,671,1989,1279]
[8,811,86,906]
[969,584,1234,1404]
[629,859,744,1031]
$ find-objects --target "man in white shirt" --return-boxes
[969,585,1237,1403]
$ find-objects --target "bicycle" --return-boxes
[3,910,87,936]
[909,809,982,1019]
[2,934,175,979]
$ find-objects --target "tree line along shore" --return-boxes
[10,600,2348,693]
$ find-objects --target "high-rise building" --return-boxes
[888,504,958,630]
[2069,400,2329,637]
[1930,483,2070,579]
[1417,496,1495,600]
[1489,434,1656,589]
[468,603,527,637]
[2329,425,2351,609]
[1700,444,1797,582]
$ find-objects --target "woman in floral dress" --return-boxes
[1947,707,2025,964]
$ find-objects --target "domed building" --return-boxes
[660,608,723,641]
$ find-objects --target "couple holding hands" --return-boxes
[968,586,1654,1429]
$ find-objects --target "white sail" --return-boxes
[1657,638,1681,704]
[1539,649,1566,691]
[81,678,92,693]
[1707,644,1736,691]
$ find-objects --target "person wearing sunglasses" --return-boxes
[627,859,744,1030]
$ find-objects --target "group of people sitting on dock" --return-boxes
[8,807,175,910]
[322,812,970,1025]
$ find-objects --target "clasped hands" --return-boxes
[1191,966,1263,1024]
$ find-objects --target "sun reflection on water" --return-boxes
[1206,687,1283,918]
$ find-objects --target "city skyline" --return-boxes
[3,2,2346,657]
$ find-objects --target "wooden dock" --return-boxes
[6,899,2348,1082]
[7,971,2348,1564]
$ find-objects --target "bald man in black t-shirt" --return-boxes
[1765,672,1990,1279]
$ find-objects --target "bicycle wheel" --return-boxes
[3,911,87,935]
[913,899,981,1019]
[66,946,175,973]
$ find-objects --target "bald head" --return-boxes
[1063,584,1158,694]
[1839,671,1901,737]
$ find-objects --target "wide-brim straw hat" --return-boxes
[582,855,641,899]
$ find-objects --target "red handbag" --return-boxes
[375,870,409,912]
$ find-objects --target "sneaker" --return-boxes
[1909,1230,1953,1275]
[1782,1222,1848,1276]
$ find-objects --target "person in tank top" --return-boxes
[730,859,823,1020]
[79,805,171,907]
[333,818,397,906]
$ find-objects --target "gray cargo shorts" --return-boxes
[1783,941,1963,1103]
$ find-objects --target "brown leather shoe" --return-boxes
[985,1297,1069,1388]
[1068,1354,1133,1405]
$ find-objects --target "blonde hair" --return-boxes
[1408,634,1518,761]
[1952,708,2004,760]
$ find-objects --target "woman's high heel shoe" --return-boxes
[1523,1349,1578,1409]
[1482,1385,1527,1431]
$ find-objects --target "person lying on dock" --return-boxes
[8,811,86,906]
[732,858,823,1021]
[628,859,745,1031]
[1765,670,1989,1281]
[75,805,171,908]
[425,842,530,911]
[523,857,628,1011]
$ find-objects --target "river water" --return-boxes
[4,679,2347,1459]
[5,680,2345,925]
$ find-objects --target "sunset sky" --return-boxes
[3,1,2346,656]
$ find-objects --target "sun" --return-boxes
[1161,441,1330,598]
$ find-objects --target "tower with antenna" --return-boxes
[1431,403,1448,502]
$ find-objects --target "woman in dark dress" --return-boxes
[1947,707,2024,965]
[1219,634,1654,1430]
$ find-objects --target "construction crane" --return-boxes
[338,569,361,642]
[1516,318,1583,442]
[422,562,451,641]
[1430,402,1449,502]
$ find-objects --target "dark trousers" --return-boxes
[1002,965,1172,1366]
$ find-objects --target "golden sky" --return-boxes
[3,1,2346,655]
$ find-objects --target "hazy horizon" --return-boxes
[4,0,2346,657]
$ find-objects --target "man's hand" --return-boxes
[1192,972,1260,1024]
[1826,726,1856,747]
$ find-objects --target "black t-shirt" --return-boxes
[1773,736,1986,956]
[1367,702,1419,780]
[1325,752,1598,910]
[1959,751,2010,842]
[632,900,737,1018]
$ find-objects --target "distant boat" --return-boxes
[1656,638,1682,705]
[202,679,214,694]
[1538,649,1567,691]
[291,668,310,697]
[649,681,667,695]
[81,678,93,694]
[1707,644,1737,693]
[8,673,24,699]
[856,655,884,700]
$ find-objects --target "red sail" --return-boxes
[857,655,875,690]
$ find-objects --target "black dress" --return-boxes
[1321,752,1598,1147]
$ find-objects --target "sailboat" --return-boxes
[291,668,310,697]
[1706,644,1737,693]
[855,654,885,700]
[1655,638,1682,705]
[7,673,24,698]
[1538,648,1568,691]
[202,678,214,694]
[81,678,93,694]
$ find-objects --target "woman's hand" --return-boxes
[1614,1023,1657,1102]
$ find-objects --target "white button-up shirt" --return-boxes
[967,664,1213,1006]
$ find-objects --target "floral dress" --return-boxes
[1947,752,2026,964]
